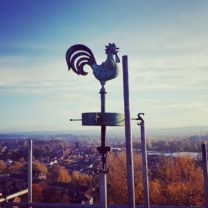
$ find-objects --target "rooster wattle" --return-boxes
[66,43,120,86]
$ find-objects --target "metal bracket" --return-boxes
[132,113,144,125]
[96,146,110,174]
[97,146,110,154]
[94,167,109,174]
[95,113,103,124]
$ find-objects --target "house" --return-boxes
[12,196,21,208]
[72,192,94,204]
[81,193,93,205]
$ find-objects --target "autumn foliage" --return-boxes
[0,160,6,172]
[1,151,205,205]
[33,162,48,174]
[108,152,143,204]
[48,164,71,183]
[9,161,23,172]
[150,156,204,205]
[108,152,204,205]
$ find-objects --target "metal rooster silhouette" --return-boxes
[66,43,120,86]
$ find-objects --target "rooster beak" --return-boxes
[116,54,120,63]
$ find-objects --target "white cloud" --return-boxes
[1,3,208,131]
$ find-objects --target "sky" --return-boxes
[0,0,208,132]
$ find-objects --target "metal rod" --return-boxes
[28,139,32,205]
[100,86,106,113]
[100,173,107,208]
[100,86,107,149]
[99,86,107,208]
[201,142,208,208]
[139,115,150,208]
[69,119,82,121]
[5,202,197,208]
[101,126,106,148]
[100,86,107,168]
[0,189,28,203]
[122,55,135,208]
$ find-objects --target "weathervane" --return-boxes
[66,43,124,208]
[66,43,120,87]
[66,43,123,169]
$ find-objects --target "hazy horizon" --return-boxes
[1,125,208,138]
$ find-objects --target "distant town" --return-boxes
[0,132,208,204]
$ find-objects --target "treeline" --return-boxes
[0,137,202,163]
[0,151,205,205]
[0,139,71,160]
[107,152,204,205]
[133,138,201,152]
[0,139,97,161]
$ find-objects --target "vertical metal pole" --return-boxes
[139,116,150,208]
[28,139,32,206]
[122,55,135,208]
[201,142,208,208]
[100,86,107,208]
[100,174,107,208]
[100,86,107,154]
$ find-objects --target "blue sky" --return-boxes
[0,0,208,132]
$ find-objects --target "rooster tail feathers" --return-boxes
[66,44,96,76]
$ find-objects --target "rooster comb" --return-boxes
[105,43,119,55]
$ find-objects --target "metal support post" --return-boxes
[99,86,108,208]
[137,113,150,208]
[201,142,208,208]
[122,55,135,208]
[28,139,32,206]
[100,173,107,208]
